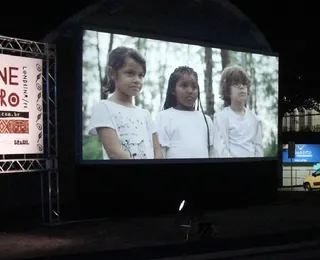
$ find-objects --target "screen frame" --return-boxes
[76,24,280,165]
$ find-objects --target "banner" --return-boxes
[0,54,43,155]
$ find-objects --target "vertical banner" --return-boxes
[0,53,43,155]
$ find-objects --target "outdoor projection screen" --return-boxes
[81,29,278,162]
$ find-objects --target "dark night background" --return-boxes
[1,1,320,260]
[0,0,314,104]
[0,0,317,221]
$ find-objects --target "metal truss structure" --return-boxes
[0,36,59,225]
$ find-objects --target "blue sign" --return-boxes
[283,144,320,163]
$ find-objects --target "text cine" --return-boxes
[0,66,20,107]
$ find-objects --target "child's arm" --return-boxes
[254,122,264,157]
[206,115,215,158]
[212,114,230,158]
[153,111,170,159]
[152,133,163,159]
[87,102,131,160]
[97,127,131,159]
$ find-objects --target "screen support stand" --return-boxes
[41,43,60,226]
[41,159,60,225]
[290,158,293,191]
[180,210,218,241]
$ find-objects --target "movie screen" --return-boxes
[82,29,278,161]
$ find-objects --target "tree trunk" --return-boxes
[249,54,258,115]
[244,53,253,110]
[101,33,114,99]
[159,42,168,110]
[220,49,230,69]
[96,32,103,100]
[204,47,214,117]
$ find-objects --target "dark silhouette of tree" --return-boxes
[245,53,256,113]
[250,54,258,114]
[282,77,320,117]
[281,53,320,116]
[108,34,114,54]
[100,33,114,100]
[242,53,253,110]
[158,43,168,110]
[204,47,214,116]
[220,49,230,69]
[96,32,103,99]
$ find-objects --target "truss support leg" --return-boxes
[41,158,60,225]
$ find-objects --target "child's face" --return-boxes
[174,73,198,110]
[111,58,145,97]
[230,83,248,104]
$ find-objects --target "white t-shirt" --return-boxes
[226,107,256,157]
[86,100,156,160]
[155,108,213,159]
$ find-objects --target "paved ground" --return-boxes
[1,191,320,260]
[149,241,320,260]
[278,186,305,191]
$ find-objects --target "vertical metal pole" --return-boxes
[56,167,60,222]
[45,43,51,225]
[45,43,51,159]
[40,172,45,223]
[48,170,52,224]
[290,158,293,191]
[53,46,58,158]
[53,46,60,221]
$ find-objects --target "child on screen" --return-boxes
[212,65,263,158]
[86,46,162,160]
[155,66,213,159]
